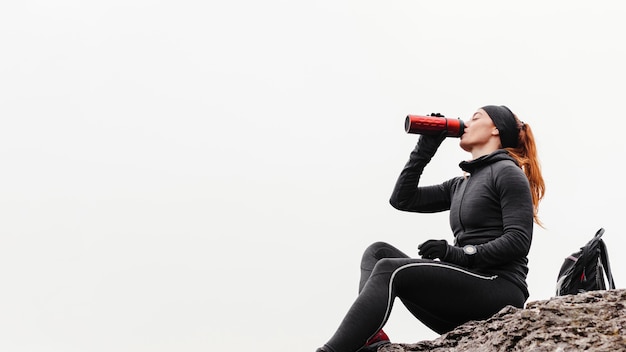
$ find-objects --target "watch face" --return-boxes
[463,245,477,255]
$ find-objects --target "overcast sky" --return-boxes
[1,1,625,351]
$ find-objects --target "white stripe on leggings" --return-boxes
[374,262,498,336]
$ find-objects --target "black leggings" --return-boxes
[322,242,526,352]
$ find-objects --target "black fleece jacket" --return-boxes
[390,138,534,298]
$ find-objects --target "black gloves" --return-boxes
[418,239,449,260]
[418,240,476,268]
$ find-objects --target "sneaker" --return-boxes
[359,330,390,352]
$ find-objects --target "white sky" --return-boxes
[1,1,625,351]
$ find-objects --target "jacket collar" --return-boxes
[459,149,517,173]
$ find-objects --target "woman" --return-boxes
[316,105,545,352]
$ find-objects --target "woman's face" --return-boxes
[459,109,498,152]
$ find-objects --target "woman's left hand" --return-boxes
[418,239,448,260]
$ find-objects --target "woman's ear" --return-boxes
[492,128,500,136]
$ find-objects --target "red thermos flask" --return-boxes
[404,115,465,137]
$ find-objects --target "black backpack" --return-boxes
[556,228,616,296]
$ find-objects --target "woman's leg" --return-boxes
[322,243,409,352]
[359,242,409,292]
[320,253,525,352]
[392,261,525,333]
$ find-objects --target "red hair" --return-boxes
[505,119,546,227]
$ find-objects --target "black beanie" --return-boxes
[481,105,519,148]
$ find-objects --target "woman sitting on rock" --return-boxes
[316,105,545,352]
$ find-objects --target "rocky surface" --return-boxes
[379,289,626,352]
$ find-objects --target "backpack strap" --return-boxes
[598,239,616,289]
[592,227,605,243]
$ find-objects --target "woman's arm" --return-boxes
[389,134,453,212]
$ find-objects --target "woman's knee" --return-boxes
[363,241,392,256]
[361,242,398,269]
[372,257,405,276]
[362,241,407,259]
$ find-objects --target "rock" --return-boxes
[379,289,626,352]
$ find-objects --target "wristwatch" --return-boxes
[463,245,477,267]
[463,245,477,255]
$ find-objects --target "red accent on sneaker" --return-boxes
[366,330,390,346]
